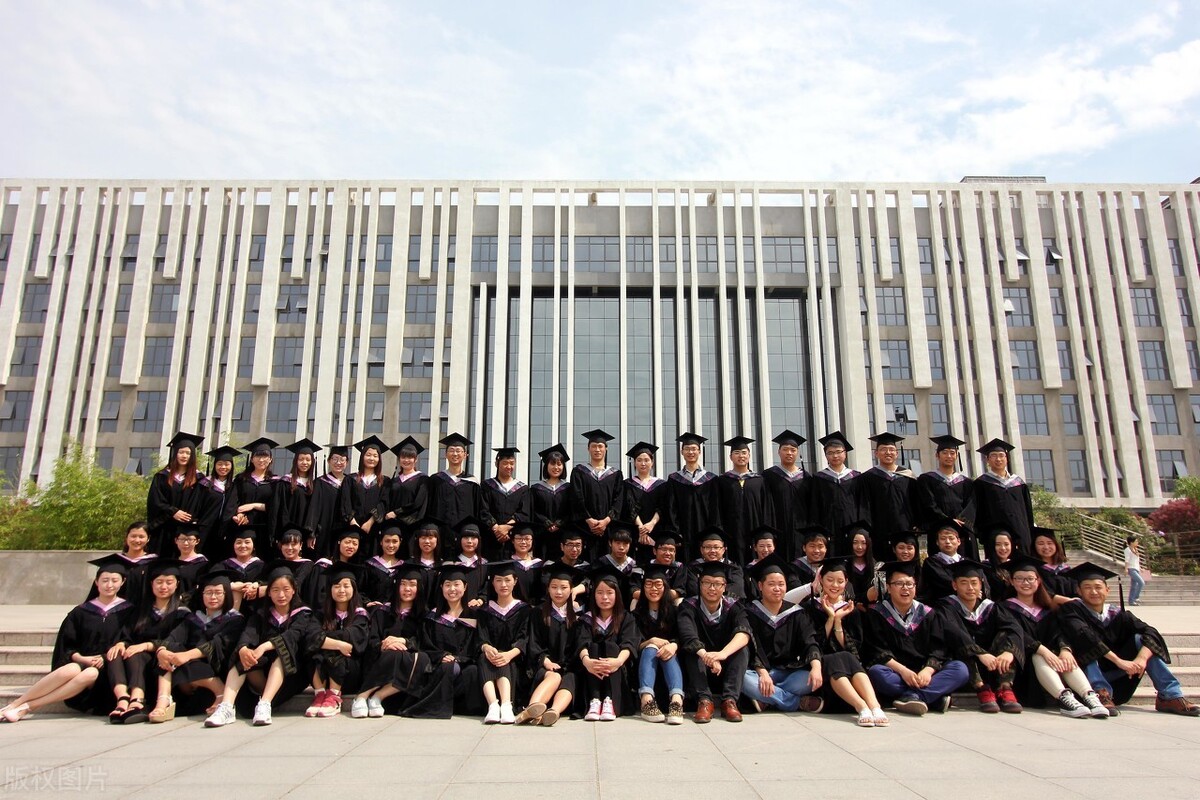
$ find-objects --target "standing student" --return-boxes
[918,519,967,605]
[521,563,584,726]
[147,432,208,555]
[228,438,280,557]
[200,445,241,559]
[623,442,668,563]
[310,444,351,558]
[353,563,436,718]
[478,561,532,724]
[419,563,484,718]
[717,436,770,566]
[383,437,429,535]
[857,431,915,561]
[480,446,530,561]
[577,564,640,721]
[667,432,719,560]
[677,561,752,723]
[531,444,572,559]
[632,564,686,724]
[571,429,624,562]
[427,433,482,554]
[341,436,389,558]
[305,564,370,719]
[1124,535,1145,606]
[271,439,320,548]
[808,431,864,550]
[972,439,1035,559]
[913,435,977,557]
[763,430,809,561]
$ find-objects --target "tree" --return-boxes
[1148,498,1200,536]
[1173,476,1200,506]
[1031,485,1082,547]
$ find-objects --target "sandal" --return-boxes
[2,703,30,723]
[121,697,149,725]
[109,696,131,722]
[148,701,176,724]
[857,708,875,727]
[871,708,890,727]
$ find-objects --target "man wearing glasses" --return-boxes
[677,560,752,723]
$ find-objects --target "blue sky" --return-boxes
[1,0,1197,183]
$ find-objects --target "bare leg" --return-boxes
[550,688,573,714]
[829,675,868,713]
[260,660,286,703]
[153,675,173,709]
[24,668,100,714]
[371,685,401,701]
[482,681,499,705]
[529,672,562,706]
[496,677,511,704]
[9,664,85,708]
[850,673,882,708]
[220,669,247,706]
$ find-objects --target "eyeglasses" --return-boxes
[202,589,226,597]
[1012,576,1039,584]
[888,581,916,589]
[700,580,727,589]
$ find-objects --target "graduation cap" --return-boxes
[695,560,733,582]
[263,559,303,584]
[413,516,444,535]
[285,438,322,456]
[510,520,540,538]
[928,518,967,538]
[800,525,831,544]
[173,524,202,540]
[841,520,872,539]
[818,431,853,452]
[880,559,919,580]
[392,436,425,457]
[772,430,807,447]
[325,443,352,459]
[378,523,404,539]
[436,561,471,584]
[817,556,852,576]
[1063,561,1119,583]
[354,435,389,454]
[537,443,570,463]
[977,438,1015,455]
[930,434,966,452]
[641,563,674,584]
[393,561,427,582]
[88,554,130,577]
[607,521,636,541]
[326,563,364,587]
[698,526,727,544]
[486,560,518,579]
[724,435,754,450]
[626,441,658,459]
[147,558,184,580]
[676,432,707,447]
[1032,526,1060,542]
[751,524,781,544]
[230,526,259,542]
[332,528,361,543]
[890,529,920,547]
[198,565,236,587]
[244,437,279,457]
[869,431,905,447]
[544,562,586,586]
[589,561,631,589]
[456,516,483,538]
[558,525,587,543]
[748,552,795,583]
[653,533,680,548]
[166,431,204,452]
[206,445,241,464]
[493,445,520,459]
[581,428,615,444]
[948,559,989,581]
[1003,553,1047,576]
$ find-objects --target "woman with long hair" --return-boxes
[200,445,241,559]
[531,444,572,559]
[518,563,582,726]
[383,436,430,534]
[631,564,685,724]
[577,565,639,721]
[147,432,206,555]
[115,521,158,611]
[228,437,279,556]
[305,564,370,718]
[415,563,482,718]
[623,442,667,563]
[341,436,389,558]
[353,563,433,718]
[271,439,321,548]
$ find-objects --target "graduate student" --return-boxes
[667,432,719,559]
[845,523,876,607]
[642,534,688,602]
[3,556,135,723]
[478,561,532,724]
[864,560,968,715]
[362,524,405,606]
[972,438,1035,559]
[913,434,976,557]
[310,529,363,609]
[509,522,545,604]
[172,526,209,600]
[981,527,1017,602]
[867,531,920,604]
[1058,562,1199,716]
[684,528,746,601]
[744,526,794,602]
[918,519,967,605]
[420,563,484,718]
[763,430,810,562]
[717,436,769,566]
[578,564,640,721]
[114,522,158,611]
[857,432,915,561]
[741,554,825,714]
[632,564,686,724]
[305,564,370,718]
[427,433,481,553]
[622,441,668,561]
[147,432,208,555]
[270,439,320,548]
[571,429,624,562]
[273,528,320,611]
[808,431,864,550]
[352,562,437,718]
[531,443,572,559]
[453,518,489,608]
[383,436,429,534]
[1031,527,1076,603]
[228,437,279,557]
[520,562,584,726]
[785,526,830,604]
[341,436,389,556]
[480,446,530,561]
[200,445,241,559]
[678,560,751,722]
[310,444,351,558]
[597,521,640,590]
[221,530,264,611]
[408,518,444,605]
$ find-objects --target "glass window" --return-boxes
[1178,289,1193,328]
[761,237,806,274]
[928,340,944,380]
[574,236,620,273]
[368,337,386,379]
[371,283,389,326]
[0,447,22,490]
[99,390,121,433]
[1191,395,1200,431]
[363,391,385,434]
[238,338,255,379]
[248,235,266,272]
[472,235,499,272]
[1024,449,1055,491]
[114,283,132,323]
[148,283,180,323]
[1009,340,1041,380]
[266,391,299,434]
[884,393,918,435]
[244,283,261,323]
[1139,340,1169,381]
[876,286,906,326]
[1168,239,1184,277]
[889,237,901,273]
[375,235,392,271]
[1016,394,1049,435]
[880,340,911,380]
[20,282,51,323]
[1057,340,1074,380]
[108,336,124,378]
[930,393,949,436]
[626,236,653,273]
[9,336,40,377]
[406,283,438,324]
[0,391,33,433]
[232,391,253,433]
[532,236,557,273]
[272,336,304,378]
[1049,287,1067,327]
[121,234,139,272]
[132,390,166,433]
[1148,394,1180,435]
[1189,341,1200,381]
[1061,394,1082,435]
[1043,237,1061,275]
[398,391,431,438]
[277,284,308,323]
[1156,449,1187,493]
[1067,450,1090,493]
[917,238,933,274]
[694,236,718,273]
[142,336,174,377]
[923,287,940,327]
[1004,287,1032,327]
[1131,288,1160,327]
[401,337,434,378]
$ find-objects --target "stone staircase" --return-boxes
[1065,549,1200,606]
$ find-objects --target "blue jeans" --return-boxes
[1128,569,1146,605]
[638,646,684,696]
[740,668,816,712]
[1083,634,1182,700]
[867,661,970,705]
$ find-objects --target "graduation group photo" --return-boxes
[4,424,1195,731]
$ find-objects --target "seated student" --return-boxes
[305,564,370,718]
[222,530,264,611]
[845,524,876,609]
[311,529,362,608]
[149,567,247,722]
[1058,562,1200,717]
[578,564,640,721]
[741,555,824,714]
[677,561,752,723]
[803,558,889,727]
[684,529,746,601]
[173,526,210,602]
[509,523,545,604]
[479,561,532,725]
[3,556,136,723]
[632,565,686,724]
[361,524,405,607]
[1002,555,1107,718]
[408,518,444,606]
[867,532,920,604]
[598,522,640,606]
[918,519,967,605]
[353,563,440,718]
[744,526,791,602]
[205,561,318,727]
[864,560,968,715]
[106,559,190,724]
[418,563,483,718]
[271,529,320,612]
[544,528,592,603]
[933,559,1024,714]
[981,528,1016,602]
[784,526,829,604]
[453,518,489,609]
[520,563,583,726]
[1031,527,1076,605]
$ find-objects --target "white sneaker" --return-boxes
[367,698,385,718]
[350,697,369,719]
[484,702,502,724]
[499,703,515,724]
[1082,691,1110,718]
[584,699,602,721]
[1056,690,1090,719]
[599,697,616,722]
[204,702,236,728]
[252,700,273,726]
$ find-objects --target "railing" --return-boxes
[1076,515,1200,575]
[1075,515,1132,566]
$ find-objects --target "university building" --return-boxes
[0,179,1197,509]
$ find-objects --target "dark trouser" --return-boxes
[683,649,750,703]
[107,652,152,693]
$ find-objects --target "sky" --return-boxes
[1,0,1198,184]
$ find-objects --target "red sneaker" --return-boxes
[996,687,1023,714]
[976,687,999,713]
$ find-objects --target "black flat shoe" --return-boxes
[120,698,148,725]
[109,696,131,723]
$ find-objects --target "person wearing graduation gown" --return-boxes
[677,560,751,723]
[415,563,484,718]
[622,442,669,563]
[1058,562,1200,716]
[311,529,363,610]
[596,521,641,607]
[784,526,829,605]
[271,529,320,620]
[114,522,158,612]
[383,436,429,536]
[667,432,719,560]
[509,522,545,604]
[716,436,770,566]
[1032,527,1077,603]
[172,526,209,602]
[341,436,390,559]
[857,432,916,561]
[310,444,351,559]
[741,555,825,714]
[204,561,319,727]
[684,528,746,601]
[981,527,1017,602]
[844,523,876,608]
[643,535,688,602]
[972,439,1035,560]
[146,432,208,556]
[353,562,440,718]
[763,430,810,561]
[427,433,482,557]
[913,435,977,557]
[631,564,686,723]
[530,444,573,559]
[199,446,240,559]
[933,559,1025,714]
[918,519,968,606]
[478,561,533,724]
[271,439,321,548]
[518,562,582,726]
[408,518,445,607]
[577,563,641,720]
[2,556,136,722]
[362,524,405,606]
[571,429,625,562]
[305,564,371,718]
[807,431,865,553]
[149,567,247,721]
[226,437,280,557]
[1000,555,1108,717]
[744,526,792,602]
[864,559,969,715]
[222,529,265,612]
[479,446,531,562]
[867,532,920,605]
[452,518,490,608]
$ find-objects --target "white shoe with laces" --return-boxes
[484,703,502,724]
[350,697,369,719]
[204,702,236,728]
[367,698,385,718]
[584,699,602,721]
[599,697,616,721]
[252,700,272,726]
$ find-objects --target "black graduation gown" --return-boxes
[454,556,489,605]
[225,474,278,556]
[115,553,158,611]
[512,558,545,604]
[683,558,746,601]
[857,467,916,561]
[427,471,481,552]
[146,471,210,555]
[763,466,809,561]
[1039,563,1078,599]
[479,478,531,561]
[271,477,317,547]
[933,596,1025,686]
[570,465,624,560]
[340,474,388,558]
[1003,599,1070,707]
[745,600,822,673]
[1057,602,1172,705]
[717,471,770,566]
[476,600,532,689]
[982,559,1015,602]
[221,556,265,602]
[576,611,641,714]
[361,557,403,606]
[847,561,874,606]
[198,477,236,559]
[973,473,1035,559]
[161,609,247,696]
[803,596,869,708]
[807,468,864,553]
[231,605,318,710]
[416,611,483,717]
[622,476,670,559]
[309,475,346,558]
[384,471,430,534]
[743,558,803,602]
[361,605,441,716]
[176,555,209,601]
[676,597,752,702]
[530,480,572,558]
[666,469,719,558]
[862,599,948,673]
[527,606,580,700]
[310,607,371,691]
[52,599,137,713]
[913,471,977,556]
[918,554,963,606]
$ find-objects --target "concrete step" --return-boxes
[0,645,52,665]
[0,664,52,685]
[0,685,332,717]
[0,631,58,647]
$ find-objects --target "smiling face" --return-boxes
[296,453,313,476]
[546,458,564,479]
[151,574,178,600]
[442,578,465,605]
[588,441,607,464]
[496,456,516,481]
[886,571,917,606]
[330,577,355,606]
[174,447,192,469]
[804,537,827,563]
[362,447,380,472]
[820,568,847,601]
[730,447,750,470]
[94,570,124,600]
[380,533,401,557]
[418,532,438,556]
[397,578,420,606]
[268,577,295,611]
[233,536,255,560]
[937,448,958,470]
[699,539,725,563]
[753,537,775,560]
[328,453,348,477]
[280,538,303,560]
[1034,535,1058,562]
[824,445,846,471]
[1077,577,1110,610]
[993,533,1013,561]
[653,542,677,564]
[642,577,666,605]
[986,450,1008,474]
[512,532,534,557]
[893,540,916,561]
[851,533,868,558]
[759,571,787,605]
[202,584,226,612]
[214,460,233,479]
[681,443,701,467]
[398,453,417,474]
[251,451,272,473]
[446,445,466,468]
[875,444,898,468]
[125,526,149,554]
